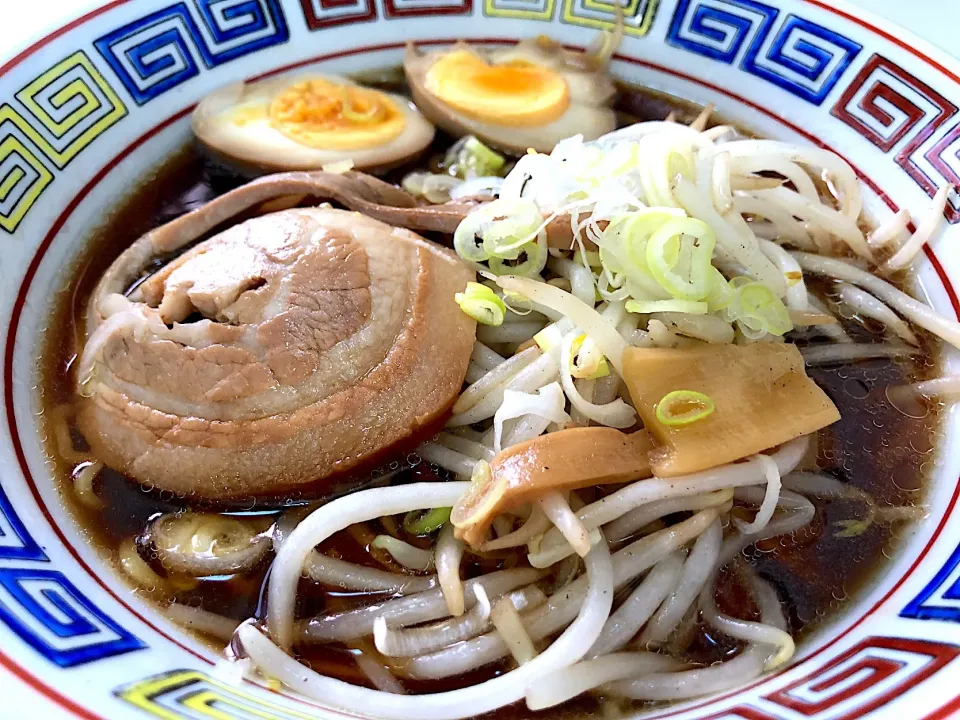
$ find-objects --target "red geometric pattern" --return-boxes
[765,637,960,720]
[832,55,956,154]
[925,122,960,221]
[682,637,960,720]
[299,0,376,29]
[698,707,780,720]
[382,0,472,17]
[831,54,960,222]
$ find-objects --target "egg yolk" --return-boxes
[267,80,406,150]
[425,51,569,127]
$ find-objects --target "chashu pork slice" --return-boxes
[75,207,475,500]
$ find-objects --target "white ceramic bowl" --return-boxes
[1,0,959,717]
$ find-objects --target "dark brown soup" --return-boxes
[37,80,943,719]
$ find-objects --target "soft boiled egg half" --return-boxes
[192,74,436,173]
[404,37,618,155]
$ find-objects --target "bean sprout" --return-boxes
[883,185,950,272]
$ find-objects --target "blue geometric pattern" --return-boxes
[742,13,861,105]
[0,476,144,667]
[666,0,778,64]
[94,5,205,105]
[902,542,960,623]
[193,0,289,65]
[95,0,289,105]
[0,484,48,562]
[0,568,145,667]
[667,0,861,105]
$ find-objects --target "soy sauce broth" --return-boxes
[36,79,944,718]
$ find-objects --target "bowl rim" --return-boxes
[1,1,960,718]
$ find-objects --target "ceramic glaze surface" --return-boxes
[1,1,959,718]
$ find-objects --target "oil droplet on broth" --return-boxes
[885,384,930,419]
[842,377,870,400]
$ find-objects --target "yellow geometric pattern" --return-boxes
[483,0,556,21]
[115,669,318,720]
[562,0,659,36]
[0,106,54,234]
[15,51,127,168]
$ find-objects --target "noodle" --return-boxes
[269,483,469,649]
[587,551,685,656]
[603,570,789,701]
[240,540,613,720]
[305,552,438,593]
[371,536,436,571]
[604,489,734,543]
[415,443,477,478]
[436,522,466,616]
[838,283,918,345]
[299,568,545,643]
[451,346,540,415]
[491,595,538,664]
[118,538,171,594]
[793,252,960,349]
[801,343,917,366]
[167,603,240,641]
[375,586,492,657]
[883,185,950,272]
[734,454,781,534]
[72,461,105,510]
[526,652,682,710]
[530,438,808,566]
[482,507,552,551]
[638,518,722,645]
[539,491,593,557]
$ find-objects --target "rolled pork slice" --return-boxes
[76,206,476,500]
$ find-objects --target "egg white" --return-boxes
[404,41,617,155]
[192,74,435,172]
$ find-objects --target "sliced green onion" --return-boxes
[402,507,452,535]
[655,390,715,426]
[455,282,506,325]
[465,137,506,176]
[626,299,709,315]
[599,209,722,308]
[533,323,564,354]
[480,200,542,259]
[618,211,679,275]
[597,272,631,302]
[453,199,543,268]
[645,218,716,300]
[735,281,793,336]
[488,240,546,278]
[705,267,734,312]
[497,288,533,316]
[454,211,492,263]
[570,333,610,379]
[446,136,506,179]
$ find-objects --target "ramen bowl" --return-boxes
[1,0,960,718]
